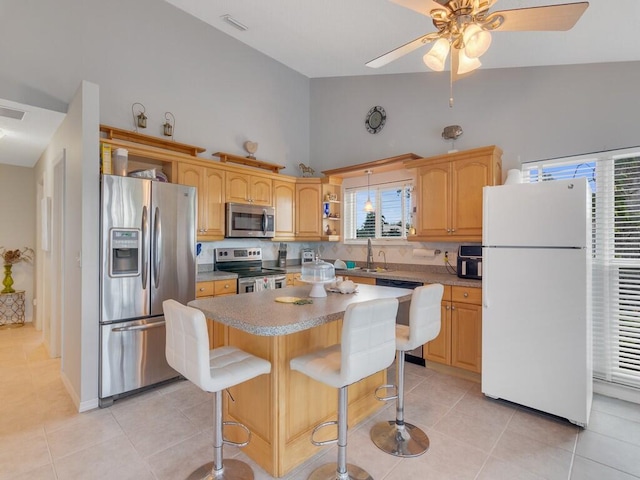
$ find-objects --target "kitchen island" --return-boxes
[189,284,412,477]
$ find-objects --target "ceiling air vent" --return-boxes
[0,106,26,120]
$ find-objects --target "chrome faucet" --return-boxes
[366,238,374,270]
[378,250,387,270]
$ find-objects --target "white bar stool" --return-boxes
[163,300,272,480]
[370,284,444,457]
[290,297,399,480]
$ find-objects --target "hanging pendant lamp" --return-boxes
[364,170,374,212]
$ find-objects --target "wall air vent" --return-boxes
[0,106,26,120]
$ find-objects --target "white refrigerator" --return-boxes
[482,178,592,426]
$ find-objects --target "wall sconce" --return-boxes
[163,112,175,139]
[132,102,147,131]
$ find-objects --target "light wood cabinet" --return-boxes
[177,163,225,240]
[295,180,323,239]
[344,275,376,285]
[226,171,272,206]
[273,179,297,240]
[424,285,482,373]
[286,272,306,286]
[195,279,237,348]
[405,146,502,242]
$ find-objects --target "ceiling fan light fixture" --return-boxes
[457,48,482,75]
[463,23,492,58]
[423,37,450,71]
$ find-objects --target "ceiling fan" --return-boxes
[367,0,589,82]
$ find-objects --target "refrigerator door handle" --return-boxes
[141,205,149,289]
[153,206,162,289]
[111,321,166,332]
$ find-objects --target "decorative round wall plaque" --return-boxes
[365,106,386,134]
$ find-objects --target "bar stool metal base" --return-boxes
[308,462,373,480]
[370,420,430,457]
[187,459,254,480]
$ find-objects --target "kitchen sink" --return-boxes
[360,268,393,273]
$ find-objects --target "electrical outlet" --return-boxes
[444,251,449,263]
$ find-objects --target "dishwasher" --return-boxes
[375,278,425,366]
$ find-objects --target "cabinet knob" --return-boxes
[199,287,205,292]
[224,284,229,289]
[451,305,456,310]
[452,229,456,232]
[446,305,450,310]
[447,229,451,233]
[463,292,468,297]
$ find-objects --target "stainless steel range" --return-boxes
[215,247,287,294]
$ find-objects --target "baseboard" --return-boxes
[594,379,640,405]
[59,370,98,412]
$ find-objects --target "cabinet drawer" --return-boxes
[451,286,481,305]
[196,282,214,298]
[214,279,237,295]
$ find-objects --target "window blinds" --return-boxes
[523,149,640,388]
[344,182,412,240]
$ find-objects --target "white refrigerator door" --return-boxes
[482,246,592,426]
[483,178,589,248]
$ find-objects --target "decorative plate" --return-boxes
[365,106,386,134]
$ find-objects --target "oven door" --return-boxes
[238,275,287,294]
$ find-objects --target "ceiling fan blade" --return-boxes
[493,2,589,32]
[390,0,446,17]
[366,32,437,68]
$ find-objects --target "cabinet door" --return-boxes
[345,275,376,285]
[450,157,490,238]
[416,162,450,238]
[424,301,452,365]
[251,176,273,206]
[274,180,296,238]
[451,302,482,373]
[226,172,251,203]
[178,163,206,236]
[295,183,322,238]
[203,168,225,238]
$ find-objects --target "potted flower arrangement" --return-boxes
[1,247,34,294]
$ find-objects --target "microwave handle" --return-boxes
[262,209,267,235]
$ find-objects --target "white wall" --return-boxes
[33,81,100,412]
[0,164,35,321]
[309,62,640,174]
[0,0,310,172]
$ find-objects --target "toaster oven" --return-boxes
[457,245,482,280]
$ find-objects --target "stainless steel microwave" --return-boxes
[225,202,275,238]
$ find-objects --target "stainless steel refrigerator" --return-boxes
[99,175,196,406]
[482,178,592,426]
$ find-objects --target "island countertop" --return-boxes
[188,284,413,336]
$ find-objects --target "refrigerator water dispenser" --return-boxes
[109,228,141,277]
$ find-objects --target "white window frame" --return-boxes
[343,180,413,245]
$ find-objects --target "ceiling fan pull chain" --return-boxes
[449,67,454,108]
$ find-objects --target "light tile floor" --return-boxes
[2,324,640,479]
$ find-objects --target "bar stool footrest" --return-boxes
[374,383,398,402]
[370,420,430,458]
[222,421,251,448]
[311,420,339,446]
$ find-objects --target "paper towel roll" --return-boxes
[413,248,437,257]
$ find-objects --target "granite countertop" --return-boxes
[189,284,413,336]
[284,265,481,289]
[196,271,238,282]
[196,264,481,289]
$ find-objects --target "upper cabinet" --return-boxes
[405,146,502,242]
[226,171,272,206]
[295,180,323,240]
[273,178,297,240]
[321,177,342,241]
[177,163,225,240]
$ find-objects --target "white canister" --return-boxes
[504,169,523,185]
[112,148,129,176]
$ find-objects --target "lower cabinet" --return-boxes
[196,279,237,348]
[424,284,482,373]
[343,275,376,285]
